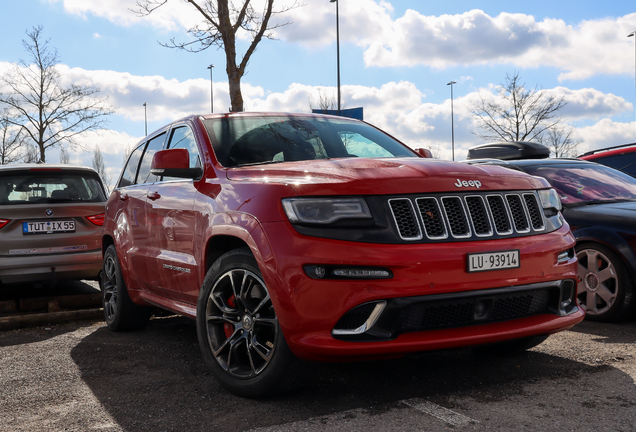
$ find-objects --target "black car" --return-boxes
[467,157,636,322]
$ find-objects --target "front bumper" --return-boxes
[257,220,581,361]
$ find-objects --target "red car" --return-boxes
[102,113,583,397]
[579,143,636,178]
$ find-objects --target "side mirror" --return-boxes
[414,148,433,158]
[151,148,202,179]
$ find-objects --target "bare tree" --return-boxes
[424,142,442,159]
[470,71,567,143]
[22,143,40,163]
[134,0,300,112]
[538,125,582,158]
[0,26,114,163]
[59,146,69,164]
[92,145,112,193]
[0,114,24,164]
[309,88,350,114]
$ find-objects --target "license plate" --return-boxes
[467,250,519,272]
[22,220,76,234]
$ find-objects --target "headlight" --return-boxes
[538,188,562,213]
[282,197,372,224]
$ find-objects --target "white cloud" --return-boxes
[575,118,636,152]
[44,1,636,79]
[358,10,636,80]
[43,0,201,31]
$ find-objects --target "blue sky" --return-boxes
[1,0,636,185]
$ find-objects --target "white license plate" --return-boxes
[22,220,76,234]
[467,250,519,272]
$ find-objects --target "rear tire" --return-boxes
[196,247,305,398]
[102,245,151,331]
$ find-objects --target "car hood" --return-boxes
[564,201,636,228]
[225,157,548,195]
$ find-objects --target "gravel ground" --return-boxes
[1,316,635,432]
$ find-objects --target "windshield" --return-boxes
[203,115,417,167]
[522,164,636,206]
[0,170,107,205]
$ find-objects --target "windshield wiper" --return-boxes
[575,198,636,206]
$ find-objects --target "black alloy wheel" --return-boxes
[102,245,151,331]
[197,248,304,398]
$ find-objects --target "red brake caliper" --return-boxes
[223,294,236,338]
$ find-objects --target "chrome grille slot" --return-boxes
[441,197,471,238]
[506,194,530,233]
[389,190,546,241]
[388,198,422,240]
[523,193,545,231]
[486,194,513,235]
[415,198,447,239]
[465,195,492,237]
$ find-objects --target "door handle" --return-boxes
[147,191,161,201]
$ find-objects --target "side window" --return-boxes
[137,133,167,185]
[167,126,201,168]
[163,126,201,181]
[118,143,145,188]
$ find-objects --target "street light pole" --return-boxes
[629,32,636,141]
[447,81,457,161]
[207,64,215,113]
[330,0,341,114]
[143,102,147,136]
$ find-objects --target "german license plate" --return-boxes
[22,220,76,234]
[467,250,519,272]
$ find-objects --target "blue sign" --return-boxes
[312,107,363,120]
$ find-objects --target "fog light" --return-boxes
[314,266,326,278]
[304,265,393,279]
[332,269,391,278]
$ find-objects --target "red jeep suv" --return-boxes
[102,113,583,397]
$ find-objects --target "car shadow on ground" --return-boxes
[69,315,626,432]
[567,318,636,344]
[0,280,101,348]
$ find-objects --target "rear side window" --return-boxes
[119,143,145,188]
[118,133,166,188]
[0,170,107,205]
[593,153,636,178]
[137,133,166,185]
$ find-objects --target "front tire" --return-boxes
[102,245,151,331]
[576,243,636,322]
[196,248,304,398]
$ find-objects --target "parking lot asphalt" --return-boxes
[1,311,635,432]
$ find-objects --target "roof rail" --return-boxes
[578,142,636,157]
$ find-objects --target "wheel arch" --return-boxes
[201,219,291,334]
[102,234,115,257]
[573,227,636,277]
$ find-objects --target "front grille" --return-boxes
[394,288,551,333]
[389,191,545,241]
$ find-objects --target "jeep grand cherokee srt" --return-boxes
[102,113,583,397]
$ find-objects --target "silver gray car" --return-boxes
[0,164,107,286]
